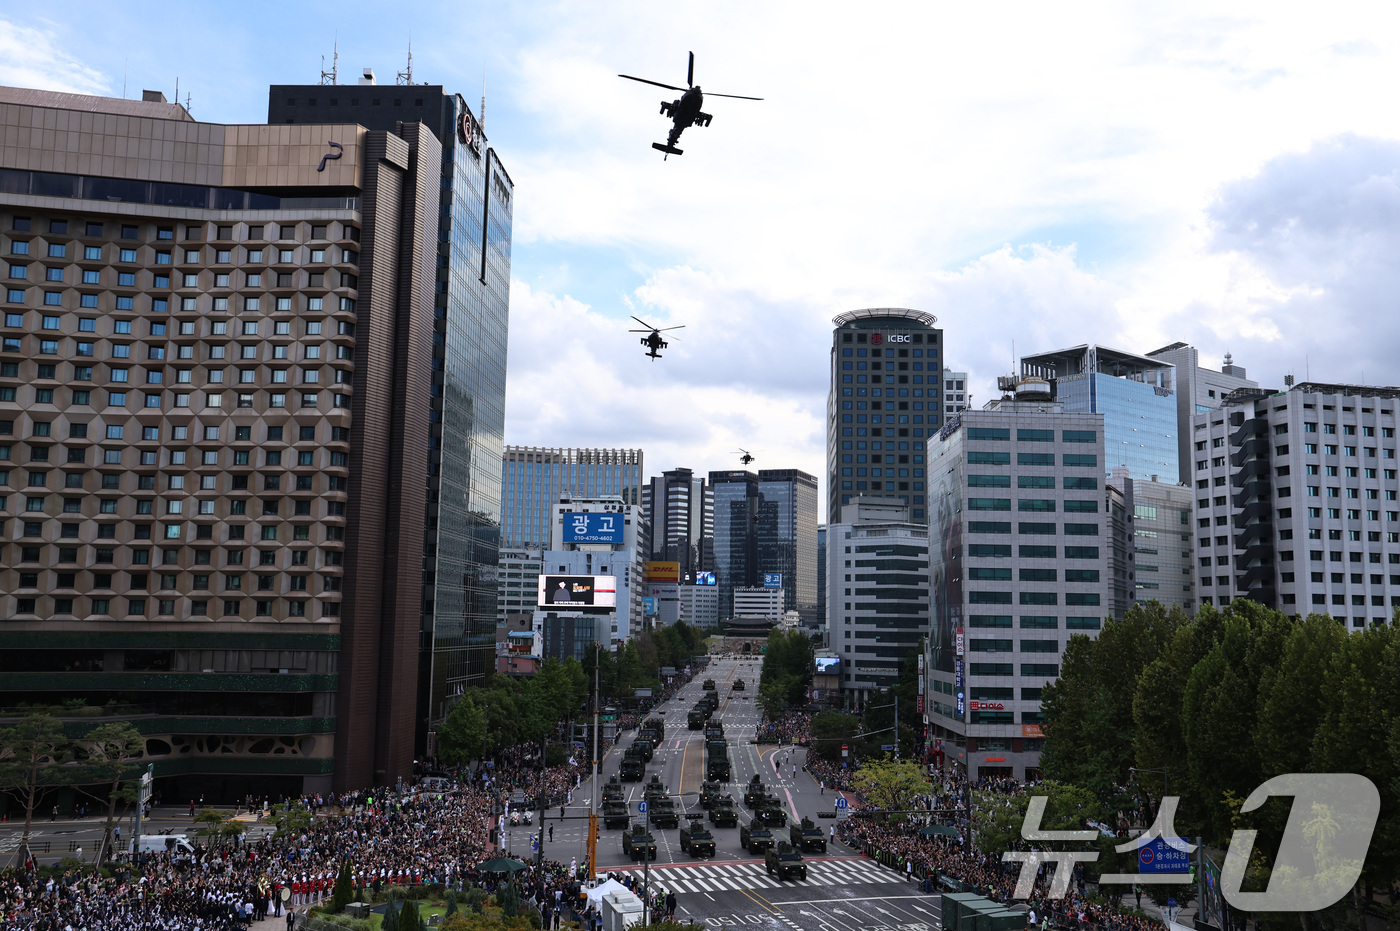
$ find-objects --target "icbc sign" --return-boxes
[969,700,1004,711]
[868,333,912,346]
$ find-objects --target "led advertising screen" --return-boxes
[814,656,841,675]
[562,512,624,544]
[695,571,716,586]
[538,575,618,608]
[643,561,680,583]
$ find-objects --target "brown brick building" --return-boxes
[0,86,438,799]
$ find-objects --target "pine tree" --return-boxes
[329,860,353,913]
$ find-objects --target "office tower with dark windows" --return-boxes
[925,380,1108,780]
[1193,381,1400,627]
[501,447,644,548]
[708,468,818,622]
[641,467,712,582]
[0,85,439,795]
[828,309,944,525]
[270,76,513,750]
[1107,467,1196,614]
[1019,345,1179,485]
[816,524,827,631]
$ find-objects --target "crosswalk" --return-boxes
[607,857,907,894]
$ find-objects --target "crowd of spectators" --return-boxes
[756,709,811,745]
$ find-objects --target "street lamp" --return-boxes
[1128,766,1170,818]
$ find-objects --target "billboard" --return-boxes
[562,512,623,544]
[762,572,782,589]
[538,575,618,608]
[814,656,841,675]
[644,561,680,583]
[695,571,716,586]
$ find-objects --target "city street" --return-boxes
[517,656,939,930]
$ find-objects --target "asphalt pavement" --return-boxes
[510,656,941,931]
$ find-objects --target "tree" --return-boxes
[850,759,929,818]
[437,697,487,767]
[192,808,231,846]
[808,712,863,763]
[268,801,313,838]
[0,713,70,866]
[75,721,144,864]
[970,781,1101,857]
[328,860,353,913]
[399,898,424,931]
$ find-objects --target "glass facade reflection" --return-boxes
[501,448,644,549]
[710,470,818,622]
[1056,375,1178,484]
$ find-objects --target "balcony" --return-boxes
[1229,417,1266,445]
[1233,481,1271,509]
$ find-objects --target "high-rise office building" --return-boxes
[1107,467,1196,614]
[500,447,643,548]
[1193,381,1400,627]
[1020,345,1179,485]
[270,77,514,746]
[1145,343,1257,486]
[641,467,712,582]
[926,382,1108,780]
[708,469,818,622]
[815,524,827,630]
[0,85,439,794]
[943,369,970,415]
[828,499,928,697]
[828,309,944,524]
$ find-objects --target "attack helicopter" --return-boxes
[618,52,762,158]
[630,316,685,360]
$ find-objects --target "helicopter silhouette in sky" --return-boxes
[630,316,685,360]
[619,52,762,159]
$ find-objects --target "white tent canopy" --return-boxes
[584,879,632,907]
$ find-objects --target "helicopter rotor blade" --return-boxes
[618,75,687,92]
[630,316,657,329]
[657,325,686,332]
[687,52,694,88]
[705,92,764,100]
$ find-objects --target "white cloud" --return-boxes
[0,19,108,96]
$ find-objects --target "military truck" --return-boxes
[699,781,723,809]
[743,776,767,808]
[764,842,807,880]
[706,742,731,782]
[678,819,716,858]
[643,775,667,802]
[649,796,680,828]
[708,796,738,828]
[602,776,624,802]
[700,692,719,713]
[703,679,717,691]
[739,820,775,854]
[733,678,745,691]
[622,823,657,861]
[603,800,631,829]
[639,717,666,742]
[619,752,645,782]
[790,817,826,853]
[687,707,707,730]
[755,797,788,827]
[631,738,654,762]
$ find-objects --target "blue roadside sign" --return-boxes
[637,801,648,814]
[834,798,848,809]
[880,744,894,751]
[1139,838,1192,873]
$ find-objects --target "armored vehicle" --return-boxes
[603,800,630,829]
[739,820,775,854]
[679,819,716,858]
[790,817,826,853]
[622,823,657,861]
[765,842,806,880]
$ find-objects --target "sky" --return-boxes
[5,2,1400,521]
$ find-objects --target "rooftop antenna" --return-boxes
[480,70,486,134]
[184,91,192,115]
[174,76,179,106]
[397,35,413,85]
[320,36,339,85]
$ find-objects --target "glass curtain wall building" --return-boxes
[270,81,514,744]
[827,309,944,525]
[708,469,818,621]
[1020,345,1179,485]
[501,447,644,548]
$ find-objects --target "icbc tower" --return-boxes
[827,309,945,524]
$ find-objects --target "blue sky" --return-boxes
[6,3,1400,519]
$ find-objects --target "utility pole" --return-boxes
[536,733,547,867]
[586,641,599,883]
[894,695,899,762]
